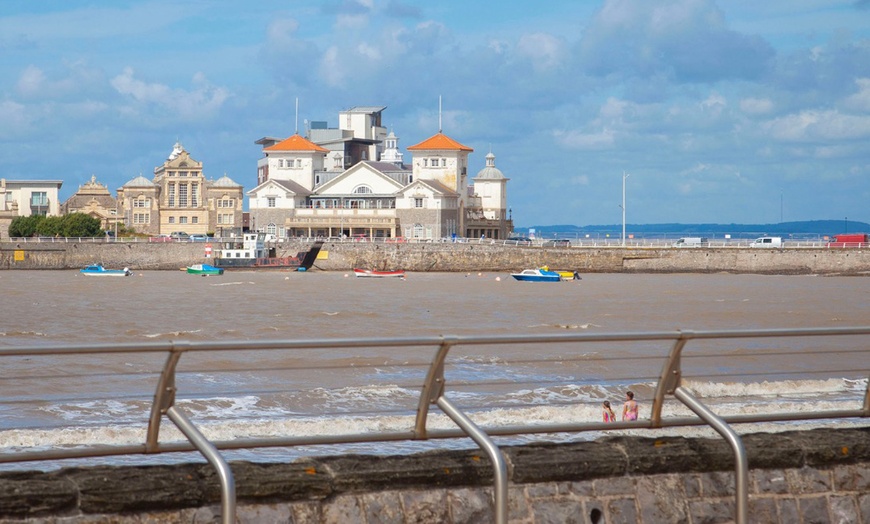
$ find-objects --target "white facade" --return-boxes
[0,178,63,217]
[249,108,510,240]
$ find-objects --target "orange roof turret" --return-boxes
[407,132,473,152]
[263,134,329,153]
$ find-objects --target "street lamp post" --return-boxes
[621,171,630,247]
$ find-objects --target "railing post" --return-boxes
[166,406,236,524]
[414,337,455,438]
[437,396,508,524]
[673,387,748,524]
[146,343,236,524]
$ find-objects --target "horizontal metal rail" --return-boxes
[1,326,868,524]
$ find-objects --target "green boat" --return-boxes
[186,263,224,276]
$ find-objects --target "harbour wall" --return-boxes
[1,427,868,523]
[2,240,869,275]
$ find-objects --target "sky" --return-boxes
[1,0,869,228]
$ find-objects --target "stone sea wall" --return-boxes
[0,427,868,523]
[2,240,869,275]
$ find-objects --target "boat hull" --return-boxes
[215,242,323,271]
[186,264,224,276]
[80,265,132,277]
[353,268,406,278]
[510,269,563,282]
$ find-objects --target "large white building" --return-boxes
[248,107,512,240]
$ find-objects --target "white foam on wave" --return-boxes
[682,377,867,398]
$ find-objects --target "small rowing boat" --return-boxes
[353,268,406,278]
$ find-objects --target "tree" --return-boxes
[8,216,44,237]
[61,213,102,237]
[35,216,64,237]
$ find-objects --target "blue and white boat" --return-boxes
[80,264,132,277]
[510,268,563,282]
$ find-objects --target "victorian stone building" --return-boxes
[116,142,244,236]
[60,175,121,231]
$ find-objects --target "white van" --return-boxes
[673,237,708,247]
[750,236,783,248]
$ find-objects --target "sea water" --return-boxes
[0,270,867,470]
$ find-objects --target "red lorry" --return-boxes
[827,233,869,248]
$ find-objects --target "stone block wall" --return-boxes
[1,427,868,523]
[2,240,870,274]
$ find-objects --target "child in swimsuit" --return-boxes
[602,401,616,422]
[622,391,638,421]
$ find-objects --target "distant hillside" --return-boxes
[515,220,870,239]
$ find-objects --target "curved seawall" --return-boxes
[2,240,869,275]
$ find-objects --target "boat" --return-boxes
[353,268,406,278]
[80,264,132,277]
[540,266,581,280]
[186,263,224,276]
[510,268,563,282]
[214,233,323,271]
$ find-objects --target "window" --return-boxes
[218,199,234,208]
[133,198,150,208]
[178,184,188,208]
[192,217,198,224]
[168,183,175,207]
[218,213,233,225]
[191,184,198,207]
[353,185,372,194]
[414,198,424,208]
[180,216,188,224]
[133,213,149,224]
[422,159,428,167]
[169,216,175,224]
[278,159,284,168]
[413,223,424,238]
[267,197,276,208]
[441,158,447,167]
[296,159,302,168]
[267,223,277,235]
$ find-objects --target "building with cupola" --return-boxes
[248,106,512,240]
[116,142,244,236]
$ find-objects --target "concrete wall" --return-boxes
[3,241,869,275]
[0,427,867,523]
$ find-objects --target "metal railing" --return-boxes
[1,328,868,524]
[5,235,865,249]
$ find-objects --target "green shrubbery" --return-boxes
[8,213,103,238]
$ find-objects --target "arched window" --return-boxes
[413,223,424,238]
[353,185,373,194]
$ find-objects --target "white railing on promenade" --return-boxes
[5,235,865,249]
[0,327,868,524]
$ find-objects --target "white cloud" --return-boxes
[0,100,29,138]
[843,78,870,112]
[515,33,566,71]
[553,128,616,150]
[16,65,46,97]
[110,68,229,119]
[765,110,870,141]
[739,97,774,115]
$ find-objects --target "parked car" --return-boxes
[750,236,783,248]
[149,234,173,243]
[170,231,190,241]
[542,239,571,247]
[189,234,210,242]
[507,235,532,243]
[673,237,709,248]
